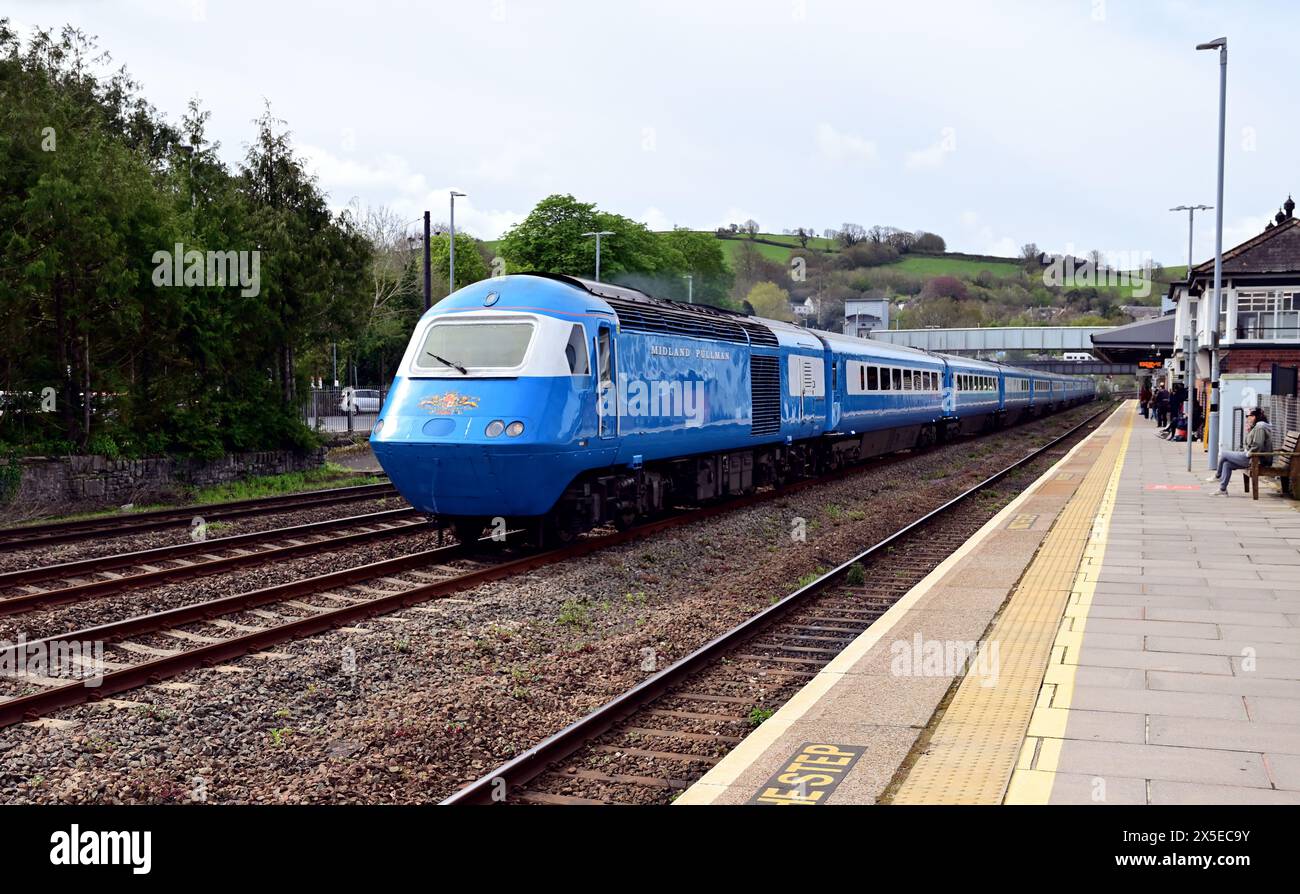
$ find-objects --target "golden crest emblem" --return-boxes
[419,392,480,416]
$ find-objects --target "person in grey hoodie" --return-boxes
[1214,407,1273,494]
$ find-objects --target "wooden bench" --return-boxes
[1247,429,1300,500]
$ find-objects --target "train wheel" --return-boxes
[611,502,639,530]
[450,516,490,546]
[538,513,579,548]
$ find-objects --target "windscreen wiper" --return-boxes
[427,352,468,375]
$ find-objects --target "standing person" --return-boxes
[1139,380,1152,418]
[1212,407,1274,495]
[1155,384,1171,428]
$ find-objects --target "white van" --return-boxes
[1063,352,1094,362]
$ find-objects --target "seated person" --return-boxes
[1214,408,1273,495]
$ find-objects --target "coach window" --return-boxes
[891,368,902,390]
[867,366,879,390]
[565,324,590,375]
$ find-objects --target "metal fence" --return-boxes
[1269,393,1299,438]
[302,386,387,436]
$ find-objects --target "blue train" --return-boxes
[371,273,1095,542]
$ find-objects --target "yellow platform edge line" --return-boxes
[1004,405,1134,804]
[893,403,1134,805]
[674,403,1126,806]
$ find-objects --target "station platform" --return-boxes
[677,401,1300,805]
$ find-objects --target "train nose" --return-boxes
[376,444,508,514]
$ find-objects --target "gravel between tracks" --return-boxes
[0,405,1106,804]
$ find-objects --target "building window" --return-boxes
[1235,290,1299,340]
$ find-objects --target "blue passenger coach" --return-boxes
[371,274,1095,542]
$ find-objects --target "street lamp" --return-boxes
[682,274,693,304]
[1196,36,1227,470]
[449,191,467,294]
[1171,203,1212,471]
[581,231,615,281]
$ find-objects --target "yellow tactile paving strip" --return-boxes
[892,406,1134,804]
[1005,407,1134,803]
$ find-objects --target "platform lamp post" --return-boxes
[581,230,615,281]
[1197,36,1228,471]
[1171,204,1212,471]
[422,211,432,311]
[449,191,466,295]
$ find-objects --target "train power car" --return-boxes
[370,274,1095,543]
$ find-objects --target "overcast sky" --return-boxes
[9,0,1297,266]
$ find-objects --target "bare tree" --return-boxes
[743,219,760,238]
[352,201,419,336]
[885,228,916,252]
[795,226,810,249]
[838,222,867,247]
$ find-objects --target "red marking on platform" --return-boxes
[1144,484,1202,491]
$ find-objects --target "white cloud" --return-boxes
[408,192,525,241]
[904,142,947,170]
[298,144,526,238]
[816,123,878,165]
[301,144,428,199]
[640,206,675,231]
[717,207,761,230]
[465,139,548,185]
[958,210,1019,258]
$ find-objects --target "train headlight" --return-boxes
[485,420,505,438]
[373,419,384,434]
[506,421,525,437]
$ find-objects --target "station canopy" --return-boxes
[1089,313,1175,366]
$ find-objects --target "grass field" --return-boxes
[716,237,794,266]
[889,254,1024,279]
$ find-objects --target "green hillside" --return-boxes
[891,254,1023,278]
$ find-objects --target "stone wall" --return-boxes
[0,448,328,513]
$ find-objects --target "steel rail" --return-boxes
[0,480,397,551]
[0,507,421,588]
[440,401,1117,804]
[0,510,431,616]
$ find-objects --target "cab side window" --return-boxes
[565,324,590,375]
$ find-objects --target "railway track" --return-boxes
[0,479,397,552]
[0,403,1110,734]
[0,507,431,616]
[440,401,1116,805]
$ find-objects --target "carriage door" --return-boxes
[596,323,617,439]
